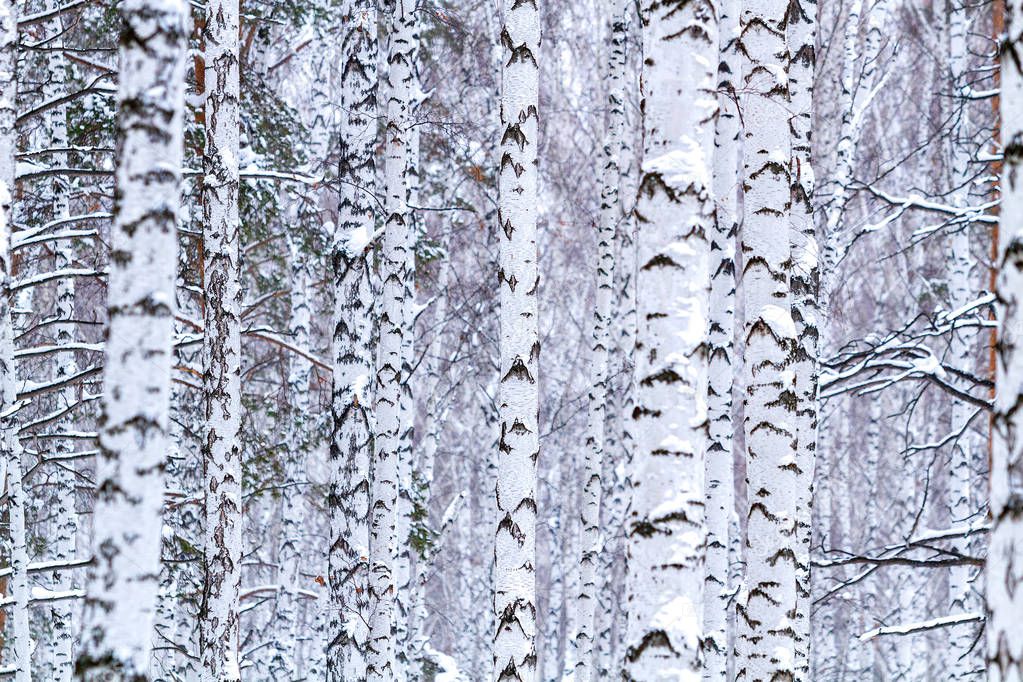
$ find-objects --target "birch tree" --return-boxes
[787,0,818,674]
[0,2,29,677]
[624,0,716,678]
[370,1,417,677]
[328,1,378,678]
[200,0,242,675]
[989,1,1023,677]
[574,0,624,677]
[945,1,978,674]
[45,1,80,676]
[494,0,541,677]
[74,0,186,677]
[735,0,799,678]
[703,0,739,676]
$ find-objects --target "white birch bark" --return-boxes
[624,0,716,678]
[395,14,421,674]
[494,0,541,677]
[595,2,633,676]
[609,34,641,676]
[199,0,242,675]
[946,3,978,676]
[271,232,311,680]
[0,2,28,678]
[369,1,416,678]
[735,0,799,678]
[703,0,740,676]
[787,0,817,675]
[989,2,1023,678]
[75,0,186,676]
[44,2,77,678]
[575,1,625,678]
[328,2,378,679]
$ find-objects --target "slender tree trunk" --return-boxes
[369,1,416,678]
[271,231,311,680]
[395,14,421,674]
[493,0,541,677]
[735,0,798,678]
[74,0,186,677]
[623,0,716,678]
[199,0,242,675]
[946,2,979,677]
[43,2,78,678]
[989,2,1023,678]
[575,2,625,678]
[0,3,28,679]
[327,2,378,679]
[787,0,818,676]
[703,0,740,677]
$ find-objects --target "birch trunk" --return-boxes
[369,1,416,677]
[45,2,78,678]
[271,233,311,679]
[328,2,378,679]
[575,1,625,678]
[787,0,818,675]
[736,0,798,678]
[75,0,186,676]
[946,2,978,676]
[0,2,28,678]
[395,14,421,674]
[703,0,740,676]
[624,0,716,678]
[199,0,242,675]
[494,0,541,677]
[989,2,1023,678]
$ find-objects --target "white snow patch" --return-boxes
[643,136,710,190]
[759,304,797,339]
[912,354,947,379]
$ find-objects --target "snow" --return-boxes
[911,354,947,379]
[759,304,797,339]
[424,643,462,682]
[764,62,788,86]
[650,595,701,653]
[643,136,710,190]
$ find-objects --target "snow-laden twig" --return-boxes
[858,613,982,641]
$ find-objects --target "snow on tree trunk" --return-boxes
[735,0,799,678]
[74,0,186,677]
[623,0,716,677]
[787,0,817,675]
[493,0,541,676]
[395,13,421,675]
[271,230,311,678]
[989,1,1023,678]
[595,2,633,677]
[946,2,979,677]
[575,1,625,679]
[369,1,416,678]
[44,1,78,677]
[703,0,740,677]
[0,3,29,679]
[199,0,242,675]
[327,2,378,679]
